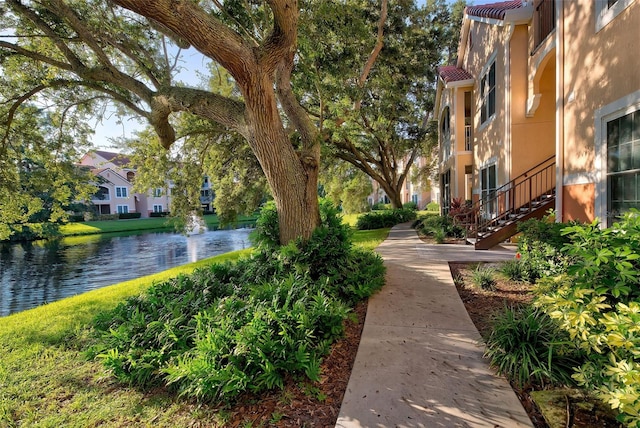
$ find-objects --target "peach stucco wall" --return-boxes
[510,25,555,179]
[562,183,595,223]
[464,20,508,192]
[562,0,640,177]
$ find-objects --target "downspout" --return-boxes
[555,0,564,221]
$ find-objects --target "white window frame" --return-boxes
[115,186,128,198]
[441,106,452,160]
[117,205,129,214]
[478,53,498,130]
[595,0,635,32]
[153,204,163,213]
[153,188,162,197]
[594,90,640,225]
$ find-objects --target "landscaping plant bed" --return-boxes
[449,261,622,428]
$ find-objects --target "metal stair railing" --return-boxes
[452,155,556,243]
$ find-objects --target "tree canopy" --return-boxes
[0,0,464,241]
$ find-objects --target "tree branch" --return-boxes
[355,0,387,110]
[0,41,73,71]
[110,0,253,82]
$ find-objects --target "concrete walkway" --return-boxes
[336,223,533,428]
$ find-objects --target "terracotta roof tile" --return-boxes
[438,65,474,84]
[466,0,523,20]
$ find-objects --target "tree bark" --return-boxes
[109,0,321,244]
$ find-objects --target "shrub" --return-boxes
[471,266,496,290]
[416,214,464,239]
[534,210,640,425]
[426,201,440,212]
[371,202,391,211]
[402,201,418,211]
[96,214,119,221]
[355,209,416,230]
[484,305,582,388]
[149,211,170,217]
[516,213,574,279]
[500,259,536,284]
[118,212,142,219]
[90,200,386,405]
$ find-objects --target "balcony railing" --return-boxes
[464,125,472,151]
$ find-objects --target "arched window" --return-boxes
[126,171,135,182]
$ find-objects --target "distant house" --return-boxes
[434,0,639,249]
[79,150,171,218]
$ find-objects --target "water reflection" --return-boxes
[0,229,252,317]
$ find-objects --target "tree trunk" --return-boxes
[388,191,403,209]
[243,72,320,244]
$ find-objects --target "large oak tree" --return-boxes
[1,0,320,244]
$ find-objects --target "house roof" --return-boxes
[93,150,131,168]
[438,66,474,84]
[466,0,523,20]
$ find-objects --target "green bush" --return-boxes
[484,305,582,388]
[516,214,574,279]
[534,210,640,425]
[471,266,497,291]
[118,212,142,219]
[416,214,464,239]
[426,201,440,212]
[370,202,391,211]
[96,214,119,221]
[402,201,418,211]
[90,200,386,405]
[500,259,536,284]
[149,211,170,217]
[355,209,417,230]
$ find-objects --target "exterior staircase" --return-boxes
[454,156,556,250]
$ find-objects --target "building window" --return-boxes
[153,204,163,213]
[126,171,135,182]
[115,186,128,198]
[411,194,418,204]
[200,189,211,198]
[441,169,451,215]
[117,205,129,214]
[480,62,496,124]
[607,109,640,224]
[153,188,162,197]
[596,0,634,32]
[441,107,451,159]
[480,164,497,219]
[533,0,555,49]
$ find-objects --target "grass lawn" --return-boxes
[0,227,389,427]
[59,214,258,237]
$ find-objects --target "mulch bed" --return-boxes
[449,261,622,428]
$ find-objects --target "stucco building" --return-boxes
[435,0,639,248]
[79,150,171,218]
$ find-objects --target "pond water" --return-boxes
[0,228,253,317]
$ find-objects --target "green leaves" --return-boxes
[531,210,640,425]
[90,201,385,404]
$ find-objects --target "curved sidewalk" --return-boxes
[336,223,533,428]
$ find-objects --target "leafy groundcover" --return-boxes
[88,201,385,405]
